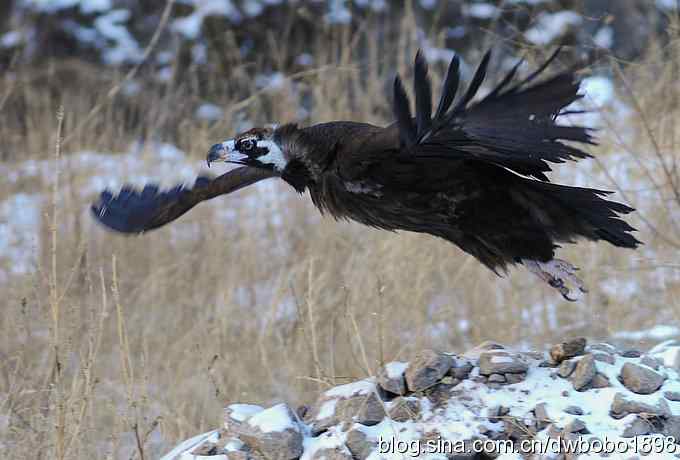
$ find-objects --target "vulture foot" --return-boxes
[522,258,588,302]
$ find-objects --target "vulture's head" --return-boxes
[207,126,288,172]
[206,124,310,192]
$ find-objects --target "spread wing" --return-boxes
[391,47,594,181]
[91,166,276,233]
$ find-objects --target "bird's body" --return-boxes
[92,48,641,300]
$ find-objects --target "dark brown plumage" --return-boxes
[92,48,641,300]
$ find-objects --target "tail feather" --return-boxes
[528,180,642,249]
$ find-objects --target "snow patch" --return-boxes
[227,403,264,422]
[247,403,297,433]
[384,361,408,380]
[525,11,582,45]
[325,379,375,398]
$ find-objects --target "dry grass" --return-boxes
[1,10,679,460]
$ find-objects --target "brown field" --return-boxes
[1,9,679,460]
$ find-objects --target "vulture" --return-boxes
[92,48,641,301]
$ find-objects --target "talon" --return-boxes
[523,258,588,301]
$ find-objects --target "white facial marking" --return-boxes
[256,139,287,171]
[222,139,248,162]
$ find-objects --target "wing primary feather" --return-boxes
[516,46,562,88]
[393,75,416,146]
[434,54,460,120]
[486,58,524,99]
[414,50,432,139]
[451,49,491,114]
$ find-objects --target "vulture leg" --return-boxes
[522,259,588,302]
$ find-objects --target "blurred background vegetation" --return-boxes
[0,1,679,458]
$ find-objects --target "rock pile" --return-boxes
[162,339,680,460]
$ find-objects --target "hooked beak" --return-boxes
[206,140,247,167]
[207,143,228,167]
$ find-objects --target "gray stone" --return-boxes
[558,359,577,378]
[591,373,611,389]
[610,392,671,418]
[662,416,680,441]
[345,429,375,460]
[640,355,662,371]
[621,416,651,438]
[505,373,526,384]
[307,389,385,435]
[377,362,407,395]
[424,382,454,406]
[622,349,642,358]
[479,351,528,375]
[336,392,385,426]
[564,418,587,433]
[388,397,420,422]
[450,361,474,380]
[664,391,680,401]
[405,350,453,392]
[564,406,584,416]
[620,362,665,395]
[230,404,303,460]
[571,355,597,391]
[534,403,551,430]
[503,416,533,441]
[464,341,505,359]
[550,338,587,364]
[488,373,506,383]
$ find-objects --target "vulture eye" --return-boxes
[240,139,255,151]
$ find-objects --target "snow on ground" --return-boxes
[163,341,680,460]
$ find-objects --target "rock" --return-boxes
[231,404,303,460]
[592,352,615,365]
[479,351,528,375]
[503,416,533,441]
[621,415,651,437]
[377,361,408,395]
[388,397,420,422]
[558,359,577,378]
[571,355,597,391]
[590,373,611,389]
[550,338,587,364]
[564,418,587,433]
[620,362,665,394]
[610,392,671,418]
[405,350,453,392]
[622,349,642,358]
[488,373,506,383]
[640,355,662,370]
[310,447,353,460]
[335,392,385,427]
[564,406,584,416]
[534,403,551,430]
[424,383,454,406]
[450,361,474,380]
[505,373,526,384]
[662,416,680,440]
[664,391,680,401]
[464,341,505,359]
[488,405,510,419]
[225,404,266,431]
[345,429,375,460]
